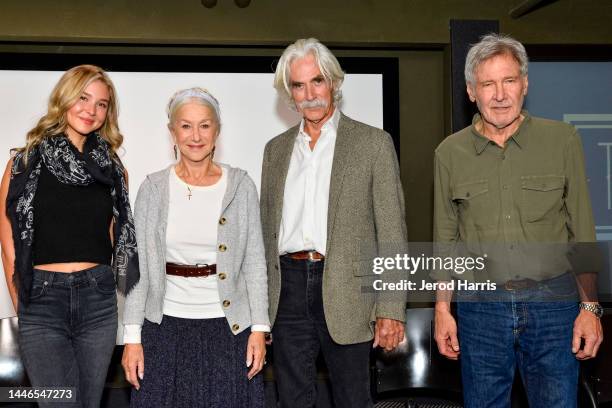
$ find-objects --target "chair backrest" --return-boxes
[0,317,30,387]
[373,307,462,398]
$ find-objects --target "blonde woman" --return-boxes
[122,87,269,407]
[0,65,139,408]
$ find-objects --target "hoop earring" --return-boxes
[211,146,215,160]
[173,145,178,160]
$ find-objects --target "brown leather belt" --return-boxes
[503,278,538,291]
[166,263,217,277]
[284,251,325,262]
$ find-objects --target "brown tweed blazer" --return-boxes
[260,113,408,345]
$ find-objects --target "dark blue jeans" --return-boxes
[18,265,118,408]
[456,273,579,408]
[272,256,373,408]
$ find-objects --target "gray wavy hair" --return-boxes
[274,38,345,108]
[465,33,529,87]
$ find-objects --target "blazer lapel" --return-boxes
[272,130,297,236]
[326,114,354,245]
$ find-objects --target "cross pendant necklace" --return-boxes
[187,186,192,200]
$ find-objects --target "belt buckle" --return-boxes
[504,279,534,291]
[504,281,517,291]
[307,251,320,262]
[195,263,209,268]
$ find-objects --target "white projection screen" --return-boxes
[0,54,398,342]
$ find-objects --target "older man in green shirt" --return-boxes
[432,33,603,408]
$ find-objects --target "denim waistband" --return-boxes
[32,264,112,286]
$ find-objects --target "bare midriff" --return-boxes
[33,262,100,273]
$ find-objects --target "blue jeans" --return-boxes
[456,273,579,408]
[18,265,118,408]
[272,256,373,408]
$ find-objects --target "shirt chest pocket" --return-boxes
[451,180,493,227]
[520,175,565,223]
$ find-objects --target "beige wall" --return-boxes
[1,0,610,240]
[1,0,611,45]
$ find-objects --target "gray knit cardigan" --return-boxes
[122,164,270,335]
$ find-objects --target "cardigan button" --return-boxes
[219,244,227,252]
[219,217,227,225]
[218,272,227,280]
[223,300,231,308]
[232,324,240,331]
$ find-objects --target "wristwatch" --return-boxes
[579,302,604,318]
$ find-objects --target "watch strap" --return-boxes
[579,302,603,318]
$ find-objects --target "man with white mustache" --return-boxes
[432,33,602,407]
[260,38,408,408]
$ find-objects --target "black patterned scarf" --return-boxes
[6,134,139,304]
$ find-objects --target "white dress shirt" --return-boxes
[278,108,341,256]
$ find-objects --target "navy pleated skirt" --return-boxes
[130,316,264,408]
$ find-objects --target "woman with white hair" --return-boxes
[121,87,269,407]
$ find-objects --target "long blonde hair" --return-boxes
[18,64,123,162]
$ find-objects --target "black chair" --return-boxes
[373,307,463,407]
[0,317,35,407]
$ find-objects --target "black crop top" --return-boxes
[32,163,113,265]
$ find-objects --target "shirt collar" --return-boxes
[470,110,531,154]
[298,107,341,141]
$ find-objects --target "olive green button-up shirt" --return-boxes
[432,111,596,283]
